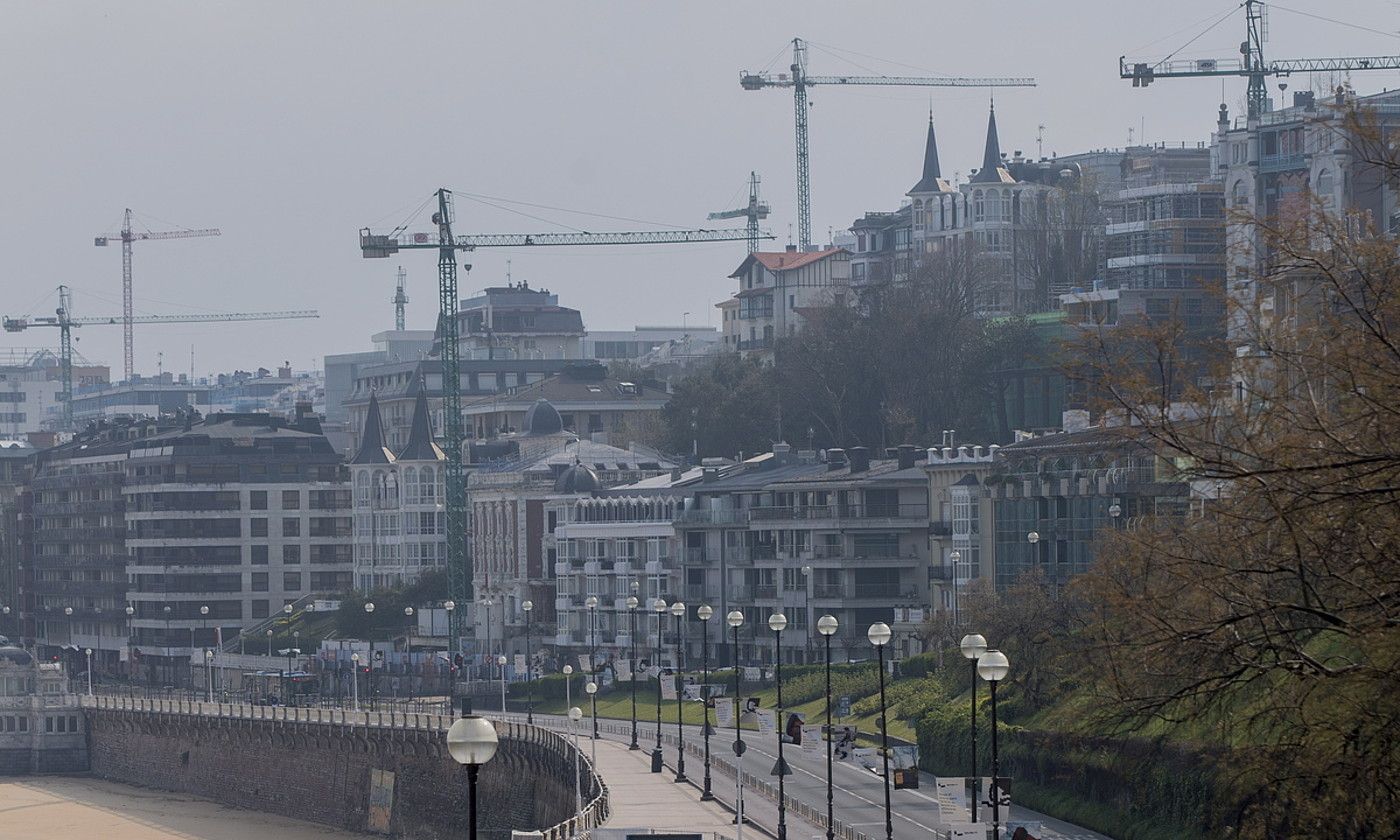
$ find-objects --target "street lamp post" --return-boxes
[563,664,574,725]
[626,595,640,750]
[351,652,361,711]
[481,597,494,681]
[446,715,499,840]
[443,599,455,661]
[204,649,214,702]
[522,599,534,724]
[960,633,988,823]
[817,614,839,840]
[727,610,746,840]
[978,649,1011,836]
[568,705,584,822]
[697,604,715,801]
[162,605,172,691]
[769,612,790,840]
[364,602,377,709]
[585,679,598,767]
[651,597,667,773]
[868,621,894,840]
[85,648,93,697]
[950,549,963,626]
[585,594,599,739]
[405,606,415,701]
[670,600,687,783]
[497,655,507,713]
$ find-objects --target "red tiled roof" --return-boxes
[729,248,847,278]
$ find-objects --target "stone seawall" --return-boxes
[84,701,603,840]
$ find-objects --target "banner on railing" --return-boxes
[801,724,822,754]
[755,708,776,735]
[830,725,858,760]
[615,660,632,682]
[891,745,920,789]
[660,675,678,701]
[714,700,734,728]
[782,711,806,744]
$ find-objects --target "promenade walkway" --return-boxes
[591,737,739,835]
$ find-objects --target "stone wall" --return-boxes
[85,706,598,840]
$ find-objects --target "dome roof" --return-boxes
[554,461,601,494]
[0,646,33,666]
[523,398,564,436]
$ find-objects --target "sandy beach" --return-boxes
[0,776,365,840]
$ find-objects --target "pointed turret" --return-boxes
[908,112,947,194]
[397,383,445,461]
[351,392,396,465]
[970,102,1015,184]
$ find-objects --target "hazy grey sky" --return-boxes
[4,1,1397,377]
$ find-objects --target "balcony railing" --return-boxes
[749,504,929,523]
[674,509,749,526]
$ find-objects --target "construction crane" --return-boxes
[94,209,221,381]
[4,285,318,431]
[393,266,409,331]
[740,38,1036,251]
[1120,0,1400,118]
[359,187,764,644]
[708,172,770,254]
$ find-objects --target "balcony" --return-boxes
[813,583,845,599]
[736,337,774,351]
[674,509,749,527]
[748,503,929,527]
[753,584,778,600]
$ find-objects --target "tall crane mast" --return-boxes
[360,187,763,642]
[708,172,771,254]
[1121,0,1400,117]
[3,286,318,431]
[95,209,221,381]
[393,266,409,331]
[740,38,1036,250]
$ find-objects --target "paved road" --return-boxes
[515,712,1111,840]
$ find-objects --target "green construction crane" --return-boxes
[359,187,763,646]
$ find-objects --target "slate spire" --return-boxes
[351,392,395,465]
[396,382,445,461]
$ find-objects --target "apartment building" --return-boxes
[349,388,447,593]
[725,247,852,359]
[988,426,1192,590]
[27,418,144,670]
[925,442,999,624]
[468,399,676,660]
[120,409,351,682]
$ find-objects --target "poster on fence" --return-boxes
[682,683,703,701]
[830,725,858,760]
[714,699,735,728]
[801,725,823,754]
[614,659,632,682]
[740,696,761,725]
[935,778,968,823]
[782,711,806,744]
[660,674,678,701]
[578,654,593,674]
[755,708,777,736]
[946,825,992,840]
[891,745,920,789]
[513,654,526,676]
[742,666,762,683]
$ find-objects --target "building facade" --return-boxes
[725,247,852,359]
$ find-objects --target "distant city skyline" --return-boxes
[3,0,1396,375]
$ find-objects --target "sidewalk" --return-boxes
[592,737,738,836]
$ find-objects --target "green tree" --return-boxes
[660,354,779,459]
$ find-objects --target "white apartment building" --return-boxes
[726,247,852,359]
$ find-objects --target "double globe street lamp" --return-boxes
[727,610,747,839]
[769,612,790,840]
[978,648,1011,835]
[697,604,715,801]
[670,600,687,783]
[868,621,894,840]
[960,632,988,823]
[817,614,839,840]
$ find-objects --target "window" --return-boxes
[251,600,269,619]
[282,518,300,537]
[251,545,268,565]
[283,572,303,591]
[251,573,268,592]
[281,490,300,510]
[283,545,302,564]
[250,518,268,538]
[973,189,984,221]
[250,491,267,510]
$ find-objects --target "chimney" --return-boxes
[926,447,942,462]
[896,444,916,470]
[848,446,870,473]
[957,445,969,461]
[772,441,792,465]
[702,467,718,483]
[826,448,846,471]
[942,446,954,460]
[670,467,683,482]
